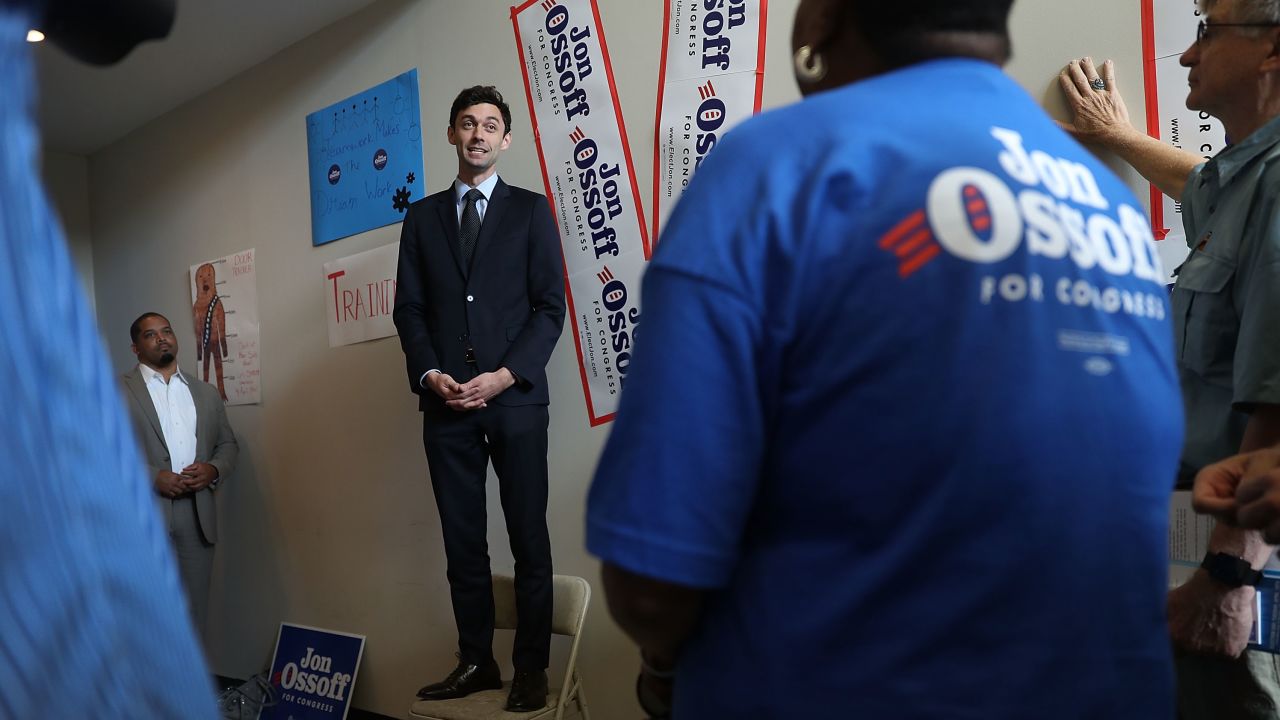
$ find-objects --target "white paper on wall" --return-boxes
[323,242,400,348]
[189,248,260,405]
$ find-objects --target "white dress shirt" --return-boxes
[139,364,197,473]
[453,173,499,224]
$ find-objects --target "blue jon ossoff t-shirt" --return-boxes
[587,59,1183,718]
[0,8,217,718]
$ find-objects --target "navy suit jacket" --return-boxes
[393,178,566,411]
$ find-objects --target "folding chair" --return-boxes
[410,574,591,720]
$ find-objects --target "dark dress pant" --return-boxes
[422,402,553,671]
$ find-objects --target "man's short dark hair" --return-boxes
[848,0,1015,68]
[129,312,167,343]
[449,85,513,135]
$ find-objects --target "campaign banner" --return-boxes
[262,623,366,720]
[323,241,399,348]
[653,0,766,238]
[1140,0,1224,279]
[189,248,260,405]
[512,0,650,426]
[306,69,425,246]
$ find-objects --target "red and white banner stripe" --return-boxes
[511,0,650,426]
[1139,0,1224,280]
[652,0,767,240]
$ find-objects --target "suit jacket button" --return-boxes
[466,295,474,302]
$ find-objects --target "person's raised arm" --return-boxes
[1058,57,1202,200]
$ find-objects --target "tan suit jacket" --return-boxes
[121,366,238,543]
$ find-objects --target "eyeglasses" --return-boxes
[1196,19,1280,43]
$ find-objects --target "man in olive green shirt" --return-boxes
[1058,0,1280,715]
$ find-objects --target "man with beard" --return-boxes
[121,311,239,637]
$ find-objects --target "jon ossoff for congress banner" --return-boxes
[653,0,767,239]
[512,0,650,426]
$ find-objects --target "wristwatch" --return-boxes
[1201,552,1263,588]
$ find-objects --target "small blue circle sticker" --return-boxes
[373,149,388,171]
[327,164,342,185]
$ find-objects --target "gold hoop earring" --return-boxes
[794,45,827,84]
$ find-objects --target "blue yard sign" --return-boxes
[260,623,366,720]
[306,68,424,246]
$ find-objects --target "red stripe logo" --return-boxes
[879,209,942,278]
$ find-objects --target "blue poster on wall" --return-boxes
[306,68,424,246]
[261,623,366,719]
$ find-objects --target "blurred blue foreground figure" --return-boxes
[0,0,218,716]
[587,0,1186,717]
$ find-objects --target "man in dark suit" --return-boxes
[393,85,565,713]
[121,312,239,637]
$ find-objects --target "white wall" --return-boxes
[1009,1,1150,195]
[41,150,95,308]
[85,0,1159,717]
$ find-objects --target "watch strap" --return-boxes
[1201,551,1263,588]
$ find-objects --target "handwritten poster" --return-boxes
[1141,0,1223,279]
[189,248,260,405]
[306,69,425,246]
[512,0,650,427]
[322,242,399,348]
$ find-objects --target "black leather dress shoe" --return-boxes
[416,659,502,700]
[505,669,548,712]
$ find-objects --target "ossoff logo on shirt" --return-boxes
[881,126,1168,320]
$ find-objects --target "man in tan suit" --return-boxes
[121,312,238,635]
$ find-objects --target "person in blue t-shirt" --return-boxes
[0,1,218,717]
[586,0,1185,717]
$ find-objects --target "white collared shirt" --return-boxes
[453,173,499,225]
[139,364,198,473]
